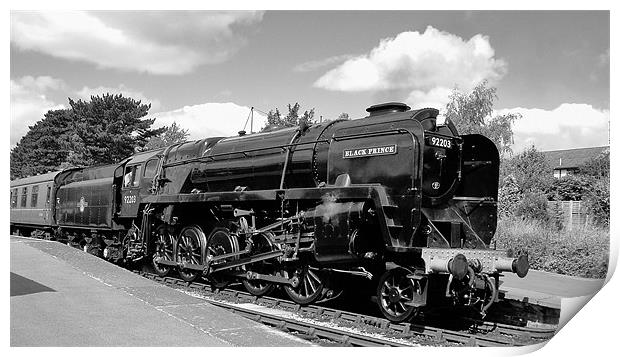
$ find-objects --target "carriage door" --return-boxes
[44,185,51,223]
[120,164,142,217]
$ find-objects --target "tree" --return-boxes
[580,148,610,178]
[546,175,593,201]
[143,122,190,150]
[262,103,315,131]
[10,109,74,179]
[498,146,555,223]
[65,94,163,166]
[500,145,553,194]
[10,94,163,179]
[583,179,609,226]
[445,80,521,157]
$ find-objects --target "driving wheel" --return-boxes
[175,225,205,282]
[242,233,277,296]
[283,266,324,305]
[152,225,175,277]
[205,226,240,288]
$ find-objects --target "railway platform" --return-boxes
[500,268,604,309]
[10,236,314,347]
[11,235,605,345]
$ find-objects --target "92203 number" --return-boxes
[428,136,452,149]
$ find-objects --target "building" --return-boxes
[543,146,609,179]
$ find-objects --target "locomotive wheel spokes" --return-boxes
[205,226,240,289]
[377,268,418,323]
[283,266,324,305]
[152,225,175,277]
[242,233,276,296]
[175,225,205,282]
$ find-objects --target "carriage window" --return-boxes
[31,185,39,207]
[11,189,17,208]
[123,165,142,188]
[21,187,28,207]
[143,159,158,178]
[46,186,52,205]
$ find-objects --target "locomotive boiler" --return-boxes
[10,101,529,322]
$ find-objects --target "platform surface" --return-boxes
[10,236,313,347]
[498,268,605,309]
[11,235,607,343]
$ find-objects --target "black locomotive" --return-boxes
[10,102,529,322]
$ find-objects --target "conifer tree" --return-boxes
[10,94,163,179]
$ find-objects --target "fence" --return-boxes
[547,200,590,230]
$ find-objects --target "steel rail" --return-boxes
[142,272,414,346]
[206,299,415,347]
[135,271,555,347]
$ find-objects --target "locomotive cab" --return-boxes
[117,149,164,218]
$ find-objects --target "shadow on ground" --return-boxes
[10,272,56,297]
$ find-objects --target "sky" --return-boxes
[9,10,610,152]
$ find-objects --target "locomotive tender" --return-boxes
[10,102,529,322]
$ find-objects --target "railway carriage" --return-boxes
[10,171,60,238]
[9,102,529,322]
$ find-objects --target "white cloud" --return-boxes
[314,26,506,108]
[497,103,609,152]
[11,11,263,75]
[10,76,66,147]
[406,87,454,110]
[152,102,267,140]
[293,54,356,72]
[76,85,162,112]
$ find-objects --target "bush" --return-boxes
[498,175,521,219]
[583,179,610,226]
[495,218,609,279]
[546,175,593,201]
[515,192,550,222]
[581,148,610,178]
[500,146,553,193]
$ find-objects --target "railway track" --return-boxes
[134,270,556,347]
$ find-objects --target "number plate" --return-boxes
[426,135,453,149]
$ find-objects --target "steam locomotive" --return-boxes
[10,102,529,322]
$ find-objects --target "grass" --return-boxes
[494,218,609,279]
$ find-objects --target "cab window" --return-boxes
[144,159,158,179]
[123,165,142,188]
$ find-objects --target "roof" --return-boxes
[11,171,62,188]
[125,148,164,166]
[543,146,609,169]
